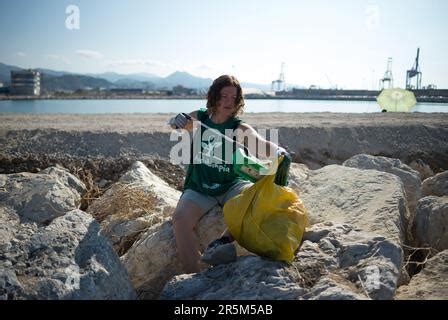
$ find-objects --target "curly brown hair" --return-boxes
[206,75,245,116]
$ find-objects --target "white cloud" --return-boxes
[104,58,178,75]
[45,54,60,59]
[194,65,214,72]
[185,63,236,80]
[44,54,71,65]
[17,52,26,57]
[75,50,104,60]
[106,58,169,68]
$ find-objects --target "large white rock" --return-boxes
[413,196,448,252]
[343,154,422,212]
[291,164,409,244]
[119,161,181,213]
[395,250,448,300]
[160,223,403,300]
[422,170,448,197]
[0,208,136,299]
[87,161,181,255]
[161,255,304,300]
[0,167,86,224]
[40,166,86,194]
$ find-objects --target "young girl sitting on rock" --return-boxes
[168,74,289,273]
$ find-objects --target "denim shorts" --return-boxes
[180,180,253,212]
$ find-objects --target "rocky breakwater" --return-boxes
[2,155,447,300]
[160,160,409,300]
[157,156,447,300]
[83,156,446,300]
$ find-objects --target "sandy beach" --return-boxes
[1,112,447,173]
[1,112,447,133]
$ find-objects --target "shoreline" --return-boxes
[1,95,448,103]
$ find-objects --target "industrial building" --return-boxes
[10,69,41,96]
[0,81,8,94]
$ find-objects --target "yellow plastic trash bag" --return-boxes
[223,165,308,263]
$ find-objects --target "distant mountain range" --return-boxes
[0,63,22,82]
[0,62,296,92]
[85,71,161,83]
[41,74,114,92]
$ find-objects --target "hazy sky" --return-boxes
[1,0,447,89]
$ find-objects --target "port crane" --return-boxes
[406,48,422,90]
[271,62,286,92]
[379,57,393,90]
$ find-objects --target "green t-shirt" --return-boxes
[183,109,247,196]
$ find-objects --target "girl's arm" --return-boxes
[236,123,280,159]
